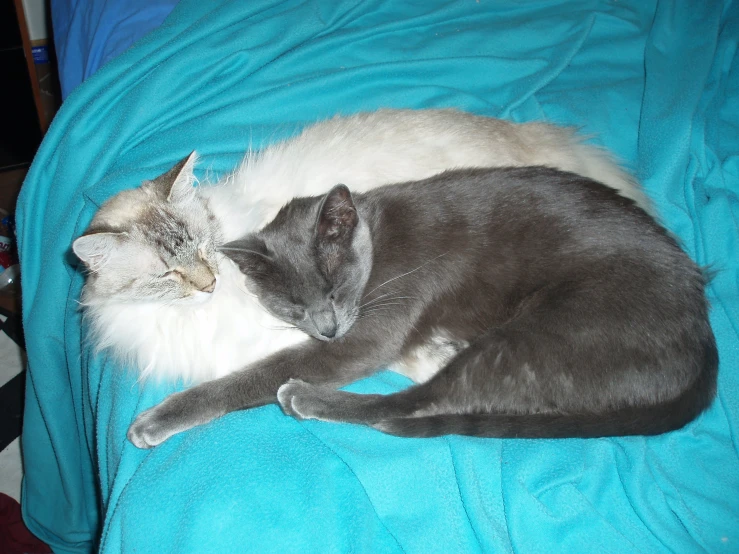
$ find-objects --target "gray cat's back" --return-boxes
[360,166,688,291]
[359,166,713,417]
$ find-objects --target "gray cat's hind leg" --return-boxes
[277,379,433,425]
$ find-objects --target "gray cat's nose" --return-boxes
[321,326,337,339]
[310,310,337,339]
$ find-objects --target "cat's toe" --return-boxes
[127,406,183,449]
[277,379,330,421]
[277,379,315,419]
[127,409,166,449]
[277,379,302,417]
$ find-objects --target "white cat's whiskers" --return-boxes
[262,323,299,331]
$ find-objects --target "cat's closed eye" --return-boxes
[291,307,306,321]
[278,304,305,321]
[161,269,183,281]
[198,246,217,269]
[329,285,348,303]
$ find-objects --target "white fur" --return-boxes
[84,254,307,383]
[83,109,648,383]
[392,331,470,384]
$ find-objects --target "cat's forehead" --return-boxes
[268,197,318,231]
[112,202,211,262]
[262,205,315,249]
[138,206,193,248]
[93,182,213,237]
[259,229,320,280]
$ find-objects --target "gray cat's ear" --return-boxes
[316,184,358,242]
[72,232,127,268]
[218,236,271,274]
[149,151,198,202]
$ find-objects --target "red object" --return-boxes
[0,493,52,554]
[0,250,13,270]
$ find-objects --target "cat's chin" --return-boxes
[181,282,220,306]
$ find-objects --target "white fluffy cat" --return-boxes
[73,109,649,383]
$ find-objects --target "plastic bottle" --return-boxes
[0,210,19,293]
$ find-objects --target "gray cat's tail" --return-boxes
[373,355,718,439]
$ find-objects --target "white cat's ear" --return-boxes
[316,184,358,242]
[72,232,127,269]
[149,151,198,202]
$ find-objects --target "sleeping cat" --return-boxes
[127,167,716,446]
[73,109,649,384]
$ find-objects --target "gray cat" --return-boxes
[128,167,717,447]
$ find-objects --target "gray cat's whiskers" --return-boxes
[362,252,449,300]
[218,246,268,257]
[358,290,399,307]
[355,304,404,319]
[361,302,406,312]
[355,306,422,338]
[359,295,416,310]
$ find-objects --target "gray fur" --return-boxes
[128,167,717,447]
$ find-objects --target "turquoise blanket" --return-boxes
[17,1,739,552]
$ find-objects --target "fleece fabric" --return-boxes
[16,0,739,552]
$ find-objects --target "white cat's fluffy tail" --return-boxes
[515,121,651,214]
[209,109,653,241]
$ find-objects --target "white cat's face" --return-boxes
[73,153,222,304]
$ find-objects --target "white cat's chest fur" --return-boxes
[86,109,644,383]
[88,257,306,382]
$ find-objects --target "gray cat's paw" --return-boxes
[127,388,221,449]
[277,379,333,421]
[276,380,300,417]
[127,406,174,449]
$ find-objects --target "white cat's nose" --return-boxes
[200,277,216,294]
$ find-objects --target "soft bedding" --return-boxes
[18,0,739,552]
[51,0,178,98]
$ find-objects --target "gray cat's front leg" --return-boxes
[128,383,228,448]
[127,334,398,448]
[278,379,424,425]
[277,379,377,422]
[127,357,276,449]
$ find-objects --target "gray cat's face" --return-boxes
[221,185,372,341]
[73,153,221,304]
